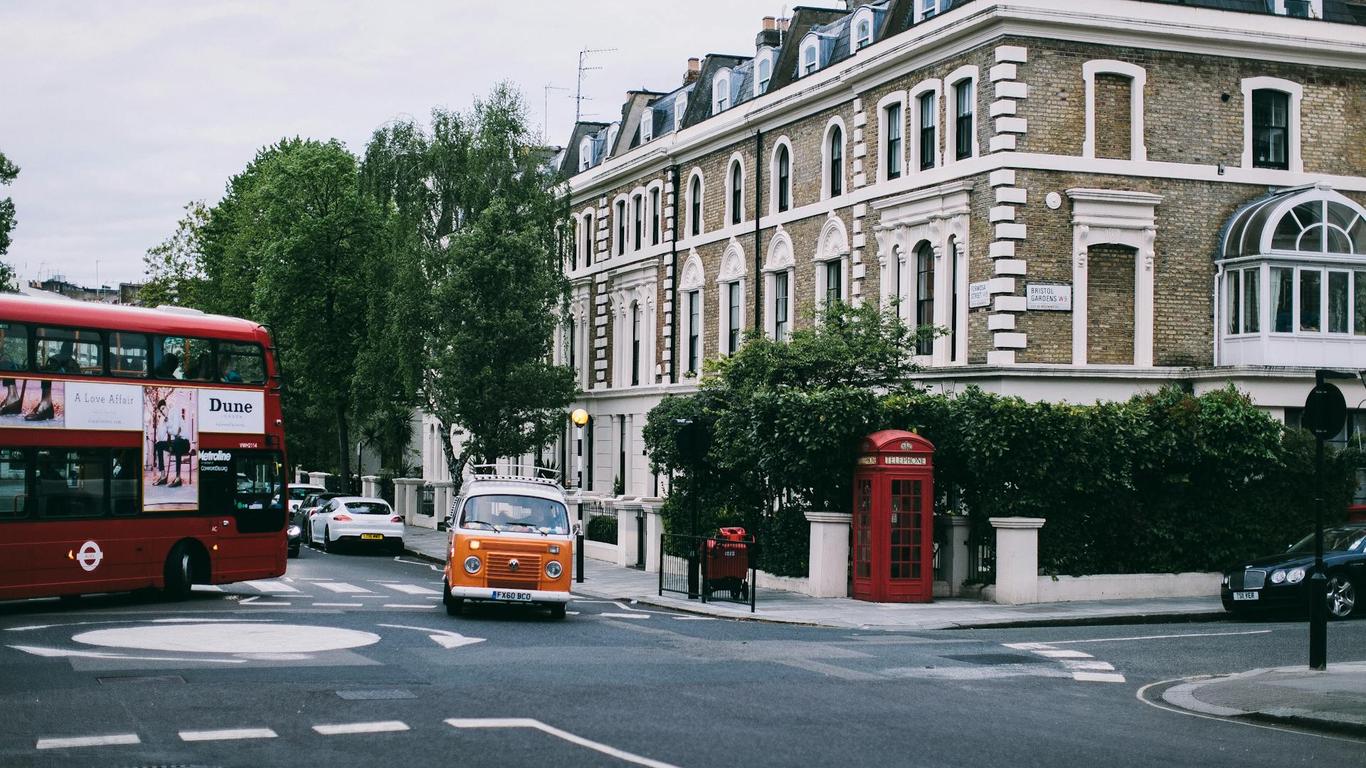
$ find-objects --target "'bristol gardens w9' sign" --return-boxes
[198,389,265,434]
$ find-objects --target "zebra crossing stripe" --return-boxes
[244,580,300,593]
[316,582,373,594]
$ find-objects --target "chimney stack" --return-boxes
[756,16,782,48]
[762,16,776,30]
[684,57,701,85]
[778,17,791,32]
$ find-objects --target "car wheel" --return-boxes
[321,527,331,553]
[390,539,404,556]
[549,603,567,620]
[163,543,195,601]
[1326,573,1357,620]
[288,545,299,559]
[443,580,464,616]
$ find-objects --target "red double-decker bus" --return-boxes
[0,294,289,602]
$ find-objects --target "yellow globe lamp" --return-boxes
[571,408,590,427]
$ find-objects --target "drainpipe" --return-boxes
[753,129,764,333]
[669,164,681,383]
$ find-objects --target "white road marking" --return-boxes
[317,582,372,594]
[1041,629,1275,645]
[612,601,651,613]
[1073,671,1128,683]
[1136,678,1366,744]
[444,718,681,768]
[1002,642,1052,650]
[383,583,441,595]
[313,721,410,735]
[382,604,437,609]
[244,601,292,607]
[244,580,299,593]
[192,584,223,592]
[37,733,140,749]
[72,623,380,654]
[313,602,364,608]
[9,644,247,664]
[239,595,259,604]
[600,612,651,620]
[179,728,277,742]
[1063,659,1117,671]
[673,616,717,621]
[1034,649,1093,659]
[378,623,486,649]
[393,556,444,572]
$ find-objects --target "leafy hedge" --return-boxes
[585,513,618,544]
[644,302,1357,578]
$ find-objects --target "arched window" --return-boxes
[854,16,873,50]
[584,212,595,263]
[679,253,705,376]
[953,77,975,161]
[756,53,773,95]
[775,144,791,213]
[689,173,703,237]
[630,301,641,386]
[633,193,643,250]
[827,125,844,198]
[918,92,937,171]
[650,186,661,246]
[713,69,731,114]
[729,159,744,225]
[615,199,626,256]
[915,242,935,355]
[578,137,593,171]
[801,35,820,76]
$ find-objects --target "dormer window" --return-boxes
[853,10,874,50]
[713,69,731,114]
[675,96,687,132]
[801,36,819,76]
[917,0,939,23]
[578,137,592,171]
[606,123,619,154]
[1272,0,1322,17]
[756,52,773,96]
[640,113,653,144]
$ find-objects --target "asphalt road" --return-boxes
[1,545,1362,768]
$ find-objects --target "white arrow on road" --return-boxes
[378,624,485,650]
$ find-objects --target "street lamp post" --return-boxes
[1302,369,1350,670]
[571,408,590,584]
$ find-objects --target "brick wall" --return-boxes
[1094,73,1132,160]
[1086,244,1137,365]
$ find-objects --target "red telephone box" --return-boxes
[851,430,935,603]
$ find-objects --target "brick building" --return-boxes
[552,0,1366,498]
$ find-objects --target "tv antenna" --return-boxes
[543,84,569,143]
[575,47,616,124]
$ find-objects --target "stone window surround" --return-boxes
[1082,59,1148,162]
[686,167,705,237]
[629,187,648,252]
[875,91,908,185]
[674,96,687,132]
[569,289,591,389]
[872,180,971,367]
[944,65,980,165]
[717,240,748,355]
[769,136,795,216]
[853,7,876,50]
[764,229,796,340]
[909,78,943,172]
[724,152,747,226]
[814,215,851,312]
[1241,76,1303,173]
[646,179,666,246]
[755,47,775,97]
[679,251,706,375]
[800,34,821,76]
[612,194,629,256]
[575,206,596,267]
[610,278,658,388]
[1067,188,1162,368]
[714,68,732,114]
[578,136,593,172]
[822,116,848,202]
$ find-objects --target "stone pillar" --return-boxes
[616,499,642,568]
[430,481,454,530]
[307,471,331,490]
[805,511,851,598]
[946,515,972,597]
[393,478,422,526]
[990,517,1045,605]
[361,475,380,498]
[641,499,665,573]
[295,468,308,485]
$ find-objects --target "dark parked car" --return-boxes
[289,491,342,557]
[1222,523,1365,619]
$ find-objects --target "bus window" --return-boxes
[0,322,28,373]
[0,449,26,520]
[111,448,139,516]
[154,336,214,380]
[216,342,265,385]
[33,448,107,519]
[108,332,149,378]
[35,327,103,375]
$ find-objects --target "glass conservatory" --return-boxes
[1217,184,1366,368]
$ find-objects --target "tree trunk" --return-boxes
[336,405,352,493]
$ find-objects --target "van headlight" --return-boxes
[464,556,481,574]
[1271,569,1286,584]
[1287,567,1306,584]
[545,561,563,579]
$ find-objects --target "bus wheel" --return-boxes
[163,543,195,601]
[443,581,463,616]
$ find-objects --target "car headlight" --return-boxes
[287,525,301,537]
[545,560,563,579]
[1271,569,1286,584]
[1222,574,1230,587]
[1287,567,1306,584]
[464,556,481,574]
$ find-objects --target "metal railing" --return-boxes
[659,533,756,612]
[932,515,949,582]
[419,484,435,517]
[966,531,996,585]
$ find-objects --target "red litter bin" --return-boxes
[704,527,751,600]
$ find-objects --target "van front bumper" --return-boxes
[449,586,573,604]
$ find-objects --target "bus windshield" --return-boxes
[461,494,569,534]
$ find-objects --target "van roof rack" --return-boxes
[468,464,562,487]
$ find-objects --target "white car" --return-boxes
[287,483,326,514]
[308,496,405,553]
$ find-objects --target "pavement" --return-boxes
[402,523,1366,741]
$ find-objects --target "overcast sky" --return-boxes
[0,0,841,288]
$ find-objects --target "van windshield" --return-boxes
[461,494,569,534]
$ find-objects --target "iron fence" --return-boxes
[966,531,996,585]
[658,533,756,612]
[932,514,949,582]
[419,485,435,517]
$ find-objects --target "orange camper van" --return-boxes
[442,465,574,619]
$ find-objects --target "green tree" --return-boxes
[0,150,19,291]
[140,201,209,307]
[359,84,574,487]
